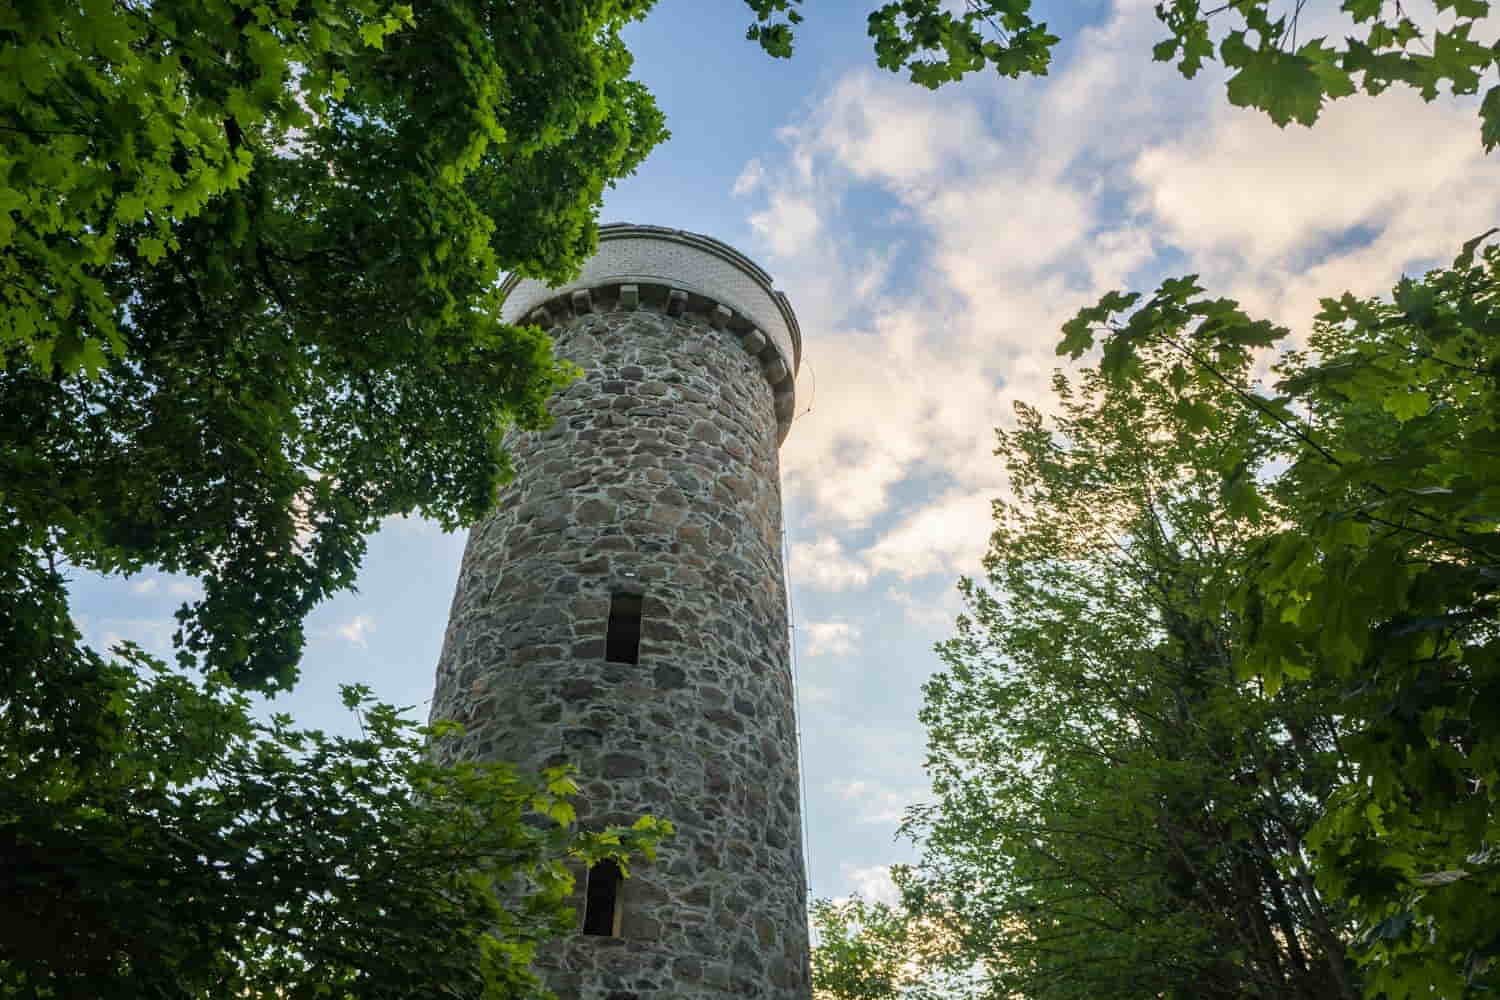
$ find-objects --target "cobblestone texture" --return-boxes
[430,295,812,1000]
[500,224,802,384]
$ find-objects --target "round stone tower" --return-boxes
[429,224,811,999]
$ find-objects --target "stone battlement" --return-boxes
[510,280,797,442]
[499,224,800,443]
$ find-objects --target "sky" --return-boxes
[68,0,1498,909]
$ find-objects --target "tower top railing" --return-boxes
[498,222,802,379]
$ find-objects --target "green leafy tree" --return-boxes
[2,0,666,690]
[898,345,1359,999]
[1058,232,1500,998]
[0,638,670,998]
[810,895,975,1000]
[3,1,669,993]
[744,0,1500,149]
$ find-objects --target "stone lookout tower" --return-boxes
[429,224,811,998]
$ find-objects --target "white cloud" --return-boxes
[798,72,998,189]
[1133,91,1500,328]
[320,614,376,647]
[748,190,823,258]
[92,617,175,657]
[129,575,203,599]
[865,490,995,582]
[731,157,765,197]
[835,779,913,827]
[790,535,871,591]
[781,309,1013,533]
[802,621,861,657]
[841,863,902,906]
[743,0,1493,600]
[1134,91,1488,262]
[167,580,201,599]
[886,586,962,629]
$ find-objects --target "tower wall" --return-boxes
[430,227,811,1000]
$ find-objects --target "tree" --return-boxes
[810,895,975,1000]
[0,638,670,998]
[2,0,666,691]
[744,0,1500,150]
[895,338,1359,1000]
[3,1,670,993]
[1058,232,1500,998]
[738,3,1497,994]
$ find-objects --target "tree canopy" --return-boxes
[3,1,670,993]
[809,237,1500,1000]
[1,639,670,998]
[894,324,1358,1000]
[810,895,974,1000]
[1059,233,1500,1000]
[744,0,1500,149]
[2,0,666,692]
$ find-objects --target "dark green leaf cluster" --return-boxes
[866,1,1059,88]
[0,630,670,998]
[743,0,1500,148]
[745,0,805,58]
[810,895,978,1000]
[1167,0,1498,139]
[3,0,667,691]
[1055,233,1500,998]
[896,343,1359,1000]
[2,2,673,994]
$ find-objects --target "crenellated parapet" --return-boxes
[500,224,801,442]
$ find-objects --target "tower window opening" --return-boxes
[605,593,643,664]
[582,859,623,937]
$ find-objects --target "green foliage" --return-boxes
[2,2,672,993]
[2,0,665,374]
[901,343,1360,1000]
[745,0,805,58]
[810,895,975,1000]
[865,0,1058,88]
[744,0,1500,148]
[2,0,667,692]
[811,896,911,1000]
[1060,234,1500,998]
[0,630,671,997]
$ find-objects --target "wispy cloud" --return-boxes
[128,575,202,599]
[864,490,994,583]
[92,617,175,657]
[745,0,1493,596]
[840,863,902,906]
[317,614,377,648]
[790,535,871,591]
[886,585,962,629]
[802,621,861,658]
[835,778,920,827]
[732,157,765,197]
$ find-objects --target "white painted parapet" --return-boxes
[500,224,802,441]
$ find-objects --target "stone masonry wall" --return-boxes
[430,293,812,999]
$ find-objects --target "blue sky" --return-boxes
[71,0,1497,906]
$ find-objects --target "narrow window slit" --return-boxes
[605,592,642,664]
[582,859,623,937]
